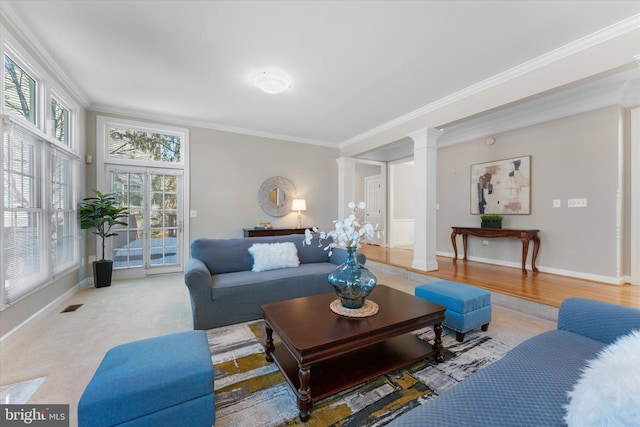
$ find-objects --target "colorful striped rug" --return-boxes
[207,320,510,426]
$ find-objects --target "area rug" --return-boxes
[207,320,511,426]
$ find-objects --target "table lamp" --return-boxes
[291,199,306,229]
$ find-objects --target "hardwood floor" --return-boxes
[360,245,640,309]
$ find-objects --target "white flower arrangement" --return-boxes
[304,202,380,255]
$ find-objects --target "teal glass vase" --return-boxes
[328,247,377,309]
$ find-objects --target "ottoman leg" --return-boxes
[481,323,490,331]
[455,332,465,342]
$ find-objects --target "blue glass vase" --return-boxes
[328,247,377,309]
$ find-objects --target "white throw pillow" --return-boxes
[248,242,300,272]
[565,329,640,426]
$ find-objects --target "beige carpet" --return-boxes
[0,269,555,426]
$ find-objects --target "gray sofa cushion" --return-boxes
[211,263,337,290]
[190,234,332,274]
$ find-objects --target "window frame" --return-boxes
[98,116,186,170]
[1,31,80,310]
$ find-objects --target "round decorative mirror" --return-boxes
[258,176,296,217]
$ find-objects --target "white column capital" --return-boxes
[408,127,443,150]
[336,156,356,169]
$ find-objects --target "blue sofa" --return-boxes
[388,297,640,426]
[184,234,365,330]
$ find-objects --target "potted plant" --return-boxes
[80,189,129,287]
[480,214,503,229]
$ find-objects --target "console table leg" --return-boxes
[520,237,529,275]
[264,323,274,362]
[462,234,468,261]
[531,236,540,272]
[451,231,458,261]
[298,366,312,421]
[433,323,444,363]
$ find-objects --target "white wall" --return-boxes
[390,160,414,247]
[436,105,627,282]
[189,127,340,239]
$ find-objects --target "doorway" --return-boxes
[108,167,184,277]
[96,116,189,280]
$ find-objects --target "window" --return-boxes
[2,119,79,308]
[51,97,70,146]
[50,149,76,273]
[108,127,182,163]
[4,54,36,125]
[1,37,79,309]
[3,120,47,305]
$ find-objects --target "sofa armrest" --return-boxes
[557,297,640,345]
[329,248,366,266]
[184,258,213,291]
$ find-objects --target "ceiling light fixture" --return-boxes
[253,71,291,94]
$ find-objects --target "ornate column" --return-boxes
[408,128,441,271]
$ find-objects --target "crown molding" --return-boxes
[437,67,640,148]
[89,103,337,148]
[357,66,640,161]
[1,2,91,107]
[340,13,640,149]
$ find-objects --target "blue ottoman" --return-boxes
[78,331,214,427]
[415,280,491,342]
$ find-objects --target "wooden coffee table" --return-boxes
[262,285,446,421]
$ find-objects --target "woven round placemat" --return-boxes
[329,299,379,318]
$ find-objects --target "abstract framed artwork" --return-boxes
[471,156,531,215]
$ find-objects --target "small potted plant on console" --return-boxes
[480,214,503,229]
[80,189,129,287]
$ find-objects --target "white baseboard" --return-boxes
[0,283,81,344]
[436,251,625,285]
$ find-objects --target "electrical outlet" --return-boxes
[568,198,587,208]
[482,240,489,246]
[553,199,561,208]
[190,210,198,217]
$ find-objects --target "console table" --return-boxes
[450,227,540,275]
[243,228,308,237]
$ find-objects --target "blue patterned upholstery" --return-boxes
[415,280,491,338]
[388,297,640,426]
[78,331,214,427]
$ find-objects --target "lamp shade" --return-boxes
[291,199,306,211]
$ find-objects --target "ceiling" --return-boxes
[3,1,640,147]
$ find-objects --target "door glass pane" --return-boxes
[112,172,144,268]
[149,173,178,266]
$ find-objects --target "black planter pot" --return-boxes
[93,260,113,288]
[481,222,502,229]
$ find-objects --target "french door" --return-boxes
[107,166,184,277]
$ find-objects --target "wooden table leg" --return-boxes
[520,236,529,275]
[264,322,274,362]
[462,234,468,261]
[433,323,444,363]
[531,235,540,272]
[298,365,311,421]
[451,231,458,261]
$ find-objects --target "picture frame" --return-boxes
[471,156,531,215]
